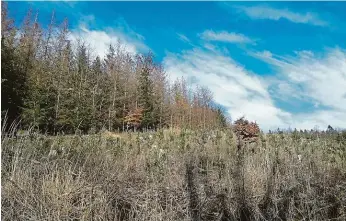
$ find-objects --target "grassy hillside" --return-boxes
[1,129,346,220]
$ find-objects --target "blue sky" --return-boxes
[6,1,346,131]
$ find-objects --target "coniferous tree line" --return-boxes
[1,5,229,134]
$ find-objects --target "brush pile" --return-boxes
[233,117,260,143]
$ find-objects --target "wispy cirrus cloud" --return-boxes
[251,48,346,130]
[177,33,191,43]
[233,5,327,26]
[253,48,346,111]
[164,30,346,130]
[200,30,253,44]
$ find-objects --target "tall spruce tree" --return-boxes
[1,3,27,130]
[138,54,156,129]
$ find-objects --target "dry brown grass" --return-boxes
[1,129,346,220]
[101,130,125,139]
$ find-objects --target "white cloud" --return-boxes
[200,30,253,44]
[163,46,289,131]
[234,5,327,26]
[69,16,148,58]
[253,48,346,130]
[290,110,346,131]
[177,33,191,43]
[164,40,346,131]
[254,48,346,111]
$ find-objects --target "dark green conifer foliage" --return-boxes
[138,54,156,129]
[1,3,27,129]
[1,7,229,133]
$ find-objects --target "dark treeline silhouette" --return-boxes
[1,4,229,134]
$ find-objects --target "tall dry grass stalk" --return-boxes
[1,128,346,220]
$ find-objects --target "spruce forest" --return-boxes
[1,4,228,134]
